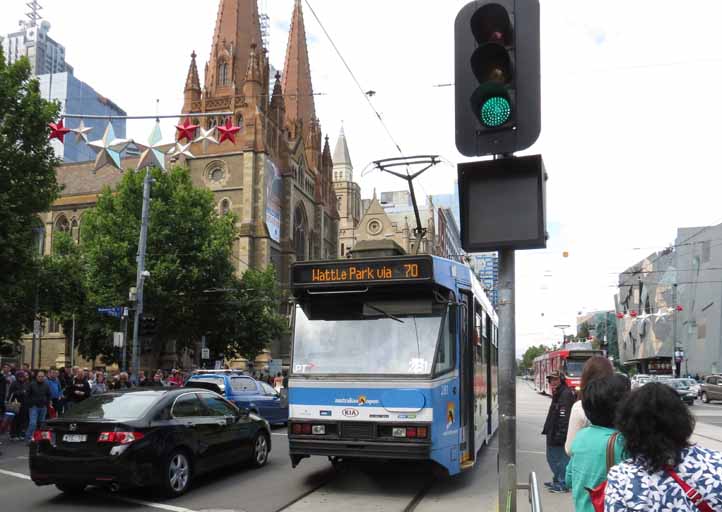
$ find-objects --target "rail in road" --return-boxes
[2,383,721,512]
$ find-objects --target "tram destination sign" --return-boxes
[292,257,433,287]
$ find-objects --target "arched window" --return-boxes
[220,199,230,216]
[294,203,307,261]
[218,62,228,85]
[55,215,69,234]
[236,114,244,129]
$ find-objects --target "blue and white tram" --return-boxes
[287,255,499,476]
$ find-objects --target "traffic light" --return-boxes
[455,0,540,156]
[140,314,157,336]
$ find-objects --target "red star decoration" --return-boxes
[217,118,241,144]
[48,119,72,142]
[175,118,199,143]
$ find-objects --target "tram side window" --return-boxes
[434,308,455,375]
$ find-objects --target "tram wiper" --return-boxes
[365,303,405,323]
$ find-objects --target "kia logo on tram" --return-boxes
[342,408,359,417]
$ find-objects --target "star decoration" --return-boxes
[87,122,131,172]
[194,126,218,153]
[217,118,241,144]
[71,120,93,144]
[168,142,195,160]
[175,118,199,143]
[49,119,72,142]
[135,121,175,171]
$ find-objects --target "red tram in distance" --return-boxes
[533,342,604,395]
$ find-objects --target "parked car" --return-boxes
[631,374,653,389]
[700,375,722,403]
[664,378,697,406]
[29,388,271,496]
[185,372,288,425]
[675,378,701,398]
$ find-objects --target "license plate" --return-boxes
[62,434,87,443]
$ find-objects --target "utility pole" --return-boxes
[131,168,152,380]
[673,283,678,378]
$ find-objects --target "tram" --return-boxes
[533,342,604,395]
[287,254,498,476]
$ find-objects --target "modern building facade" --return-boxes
[2,18,72,76]
[615,223,722,376]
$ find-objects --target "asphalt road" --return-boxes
[1,383,721,512]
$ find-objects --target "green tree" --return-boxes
[0,50,60,346]
[520,344,550,371]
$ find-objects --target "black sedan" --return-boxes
[29,388,271,496]
[664,378,698,405]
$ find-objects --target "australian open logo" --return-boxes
[358,395,367,405]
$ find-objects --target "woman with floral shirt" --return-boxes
[605,382,722,511]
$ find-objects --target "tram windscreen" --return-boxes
[292,299,448,375]
[565,359,586,377]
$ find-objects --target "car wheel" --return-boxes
[702,392,709,404]
[55,483,86,495]
[161,450,192,497]
[250,432,269,468]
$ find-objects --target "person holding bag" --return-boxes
[7,371,30,441]
[565,374,630,512]
[605,382,722,511]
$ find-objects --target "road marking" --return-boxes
[0,468,32,480]
[0,468,200,512]
[272,433,287,436]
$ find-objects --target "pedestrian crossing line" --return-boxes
[0,468,32,480]
[0,468,200,512]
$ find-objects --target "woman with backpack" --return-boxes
[565,374,630,512]
[605,382,722,511]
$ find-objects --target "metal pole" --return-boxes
[70,313,75,368]
[131,168,153,380]
[498,248,517,512]
[121,309,128,372]
[673,283,678,378]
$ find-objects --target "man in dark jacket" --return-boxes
[25,370,52,444]
[541,370,575,493]
[64,368,91,408]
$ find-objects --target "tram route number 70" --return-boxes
[404,264,419,278]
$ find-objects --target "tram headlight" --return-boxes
[392,427,407,438]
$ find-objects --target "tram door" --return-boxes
[459,292,475,466]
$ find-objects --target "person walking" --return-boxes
[565,374,630,512]
[565,356,614,456]
[605,382,722,511]
[541,370,575,493]
[8,371,30,441]
[25,370,51,444]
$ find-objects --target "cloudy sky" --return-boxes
[3,0,722,355]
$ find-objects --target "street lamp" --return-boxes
[554,324,570,346]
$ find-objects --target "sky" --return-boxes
[3,0,722,356]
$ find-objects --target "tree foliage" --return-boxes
[520,344,551,371]
[60,166,286,365]
[0,50,60,344]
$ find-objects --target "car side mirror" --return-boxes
[237,407,250,418]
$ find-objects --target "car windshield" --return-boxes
[292,300,447,375]
[564,360,585,377]
[61,393,158,420]
[189,376,226,389]
[668,380,689,390]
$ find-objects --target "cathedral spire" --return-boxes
[282,0,316,141]
[333,124,353,182]
[183,51,201,112]
[205,0,263,96]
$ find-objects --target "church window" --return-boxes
[218,62,229,85]
[236,114,244,129]
[210,167,225,183]
[55,215,70,234]
[367,219,383,236]
[294,203,308,262]
[220,199,231,215]
[341,243,345,256]
[337,195,342,211]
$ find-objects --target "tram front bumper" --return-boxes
[289,437,431,461]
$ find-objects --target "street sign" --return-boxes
[113,332,124,348]
[98,307,123,318]
[201,348,210,360]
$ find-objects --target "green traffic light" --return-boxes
[480,96,511,127]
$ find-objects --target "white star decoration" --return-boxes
[71,120,93,144]
[87,123,130,172]
[194,126,218,153]
[135,122,175,171]
[168,142,195,160]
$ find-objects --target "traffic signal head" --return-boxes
[140,314,157,337]
[455,0,541,156]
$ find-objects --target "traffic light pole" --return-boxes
[497,248,517,512]
[131,168,152,380]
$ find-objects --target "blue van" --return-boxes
[185,372,288,426]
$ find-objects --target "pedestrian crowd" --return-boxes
[542,356,722,511]
[1,363,191,449]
